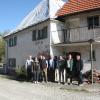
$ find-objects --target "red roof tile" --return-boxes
[56,0,100,16]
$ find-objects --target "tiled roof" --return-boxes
[56,0,100,16]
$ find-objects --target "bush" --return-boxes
[15,65,27,81]
[0,37,5,63]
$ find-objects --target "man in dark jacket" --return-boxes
[38,56,43,82]
[76,55,83,86]
[48,56,55,82]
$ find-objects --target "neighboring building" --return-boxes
[55,0,100,70]
[4,0,65,70]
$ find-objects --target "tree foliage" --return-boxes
[0,36,5,62]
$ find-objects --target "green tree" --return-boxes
[0,35,5,62]
[0,30,10,62]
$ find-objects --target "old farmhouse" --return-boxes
[4,0,100,72]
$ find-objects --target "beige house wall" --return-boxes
[65,10,100,28]
[5,19,64,67]
[6,21,50,67]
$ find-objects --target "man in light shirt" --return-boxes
[26,56,33,81]
[66,54,74,85]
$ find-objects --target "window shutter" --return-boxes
[9,38,12,47]
[14,36,17,46]
[32,30,37,41]
[94,16,99,28]
[87,17,93,29]
[44,26,48,38]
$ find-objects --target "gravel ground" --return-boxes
[0,76,100,100]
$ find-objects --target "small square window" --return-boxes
[8,58,16,67]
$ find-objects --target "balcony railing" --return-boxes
[63,26,100,43]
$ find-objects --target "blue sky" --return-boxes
[0,0,41,33]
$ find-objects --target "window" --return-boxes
[9,36,17,47]
[32,26,48,41]
[32,30,37,41]
[37,30,41,40]
[37,30,43,40]
[63,29,70,42]
[42,26,48,39]
[13,36,17,46]
[8,58,16,67]
[87,16,99,29]
[89,50,96,61]
[9,38,12,47]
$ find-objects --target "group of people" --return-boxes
[25,54,83,86]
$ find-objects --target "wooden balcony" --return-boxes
[63,26,100,43]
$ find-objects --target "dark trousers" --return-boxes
[77,71,83,85]
[39,70,43,82]
[48,68,55,82]
[66,68,73,83]
[33,71,39,82]
[27,67,32,81]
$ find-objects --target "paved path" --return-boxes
[0,76,100,100]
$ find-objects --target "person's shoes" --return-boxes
[58,82,60,84]
[64,83,68,85]
[68,82,70,85]
[70,83,73,85]
[34,81,36,84]
[79,84,84,86]
[45,81,48,83]
[37,81,39,84]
